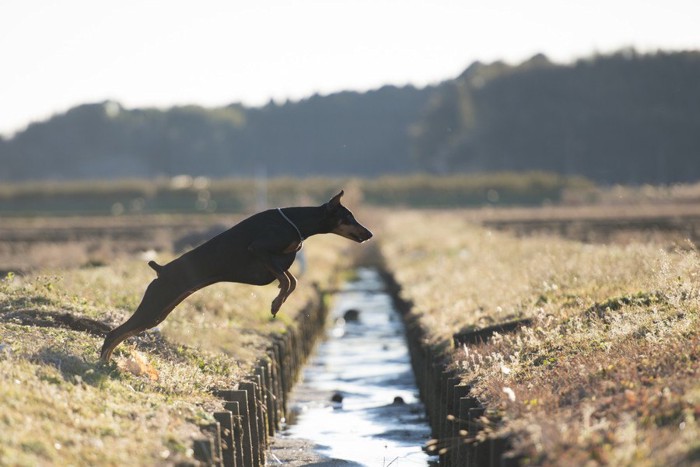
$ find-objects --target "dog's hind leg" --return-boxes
[100,278,195,362]
[276,270,296,290]
[282,270,297,299]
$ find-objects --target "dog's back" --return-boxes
[153,210,297,287]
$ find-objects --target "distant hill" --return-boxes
[2,50,699,184]
[410,50,700,184]
[0,85,433,181]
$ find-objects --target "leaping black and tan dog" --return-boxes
[100,191,372,362]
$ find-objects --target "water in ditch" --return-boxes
[269,267,434,466]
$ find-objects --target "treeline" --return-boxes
[0,172,591,215]
[412,50,700,183]
[0,86,432,181]
[1,50,699,184]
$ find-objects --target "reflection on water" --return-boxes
[282,268,433,466]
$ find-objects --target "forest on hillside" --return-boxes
[1,50,699,184]
[412,50,700,183]
[0,85,432,180]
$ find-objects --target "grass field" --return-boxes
[0,215,353,465]
[2,200,700,465]
[378,210,700,465]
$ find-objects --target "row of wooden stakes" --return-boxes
[381,270,523,467]
[191,285,329,466]
[188,268,524,466]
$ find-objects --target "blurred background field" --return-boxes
[3,172,700,215]
[0,172,590,216]
[3,173,700,278]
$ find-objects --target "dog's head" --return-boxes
[323,191,373,243]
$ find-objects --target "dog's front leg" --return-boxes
[248,241,293,316]
[270,272,291,315]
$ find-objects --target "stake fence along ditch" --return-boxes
[190,269,522,466]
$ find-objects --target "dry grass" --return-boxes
[0,220,351,465]
[379,210,700,465]
[5,203,699,465]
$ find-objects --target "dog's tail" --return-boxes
[148,260,164,276]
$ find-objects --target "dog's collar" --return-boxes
[277,208,305,244]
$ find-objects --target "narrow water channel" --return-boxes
[270,268,434,466]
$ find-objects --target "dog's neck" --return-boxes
[277,208,304,241]
[278,206,330,239]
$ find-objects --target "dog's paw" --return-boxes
[271,296,284,315]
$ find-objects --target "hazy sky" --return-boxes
[1,0,699,136]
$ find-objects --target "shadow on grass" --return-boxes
[32,346,115,387]
[0,308,112,336]
[583,291,668,320]
[1,305,178,367]
[4,307,206,378]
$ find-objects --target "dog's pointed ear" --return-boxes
[326,190,344,211]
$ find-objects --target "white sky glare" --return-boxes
[1,0,699,136]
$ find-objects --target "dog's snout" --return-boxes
[353,225,372,243]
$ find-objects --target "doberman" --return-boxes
[100,191,372,362]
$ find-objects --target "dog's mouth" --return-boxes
[335,224,373,243]
[352,230,373,243]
